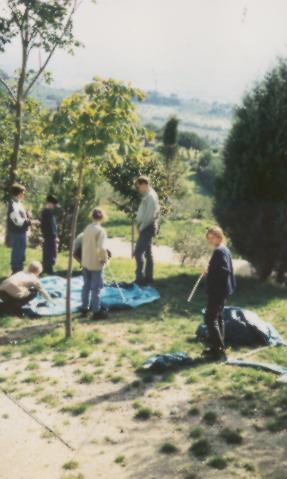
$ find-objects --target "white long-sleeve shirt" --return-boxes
[136,188,160,231]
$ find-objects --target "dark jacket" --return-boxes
[8,198,31,234]
[41,208,57,238]
[206,245,236,300]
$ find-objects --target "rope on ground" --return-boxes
[0,386,74,451]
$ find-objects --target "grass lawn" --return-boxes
[0,245,286,479]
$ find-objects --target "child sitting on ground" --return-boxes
[0,261,52,315]
[203,226,236,360]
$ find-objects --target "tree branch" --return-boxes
[23,0,81,99]
[0,76,16,101]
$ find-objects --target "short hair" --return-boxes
[11,183,26,196]
[206,226,226,243]
[28,261,43,275]
[92,208,105,221]
[46,194,58,205]
[135,175,150,186]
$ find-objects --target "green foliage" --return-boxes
[220,428,243,445]
[215,59,287,280]
[173,225,210,266]
[0,0,84,193]
[105,150,169,220]
[159,116,185,198]
[197,150,223,194]
[178,131,208,151]
[159,442,179,454]
[190,439,211,458]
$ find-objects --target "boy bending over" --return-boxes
[0,261,52,315]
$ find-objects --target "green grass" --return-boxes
[220,428,243,445]
[190,439,211,458]
[159,442,179,454]
[0,245,287,478]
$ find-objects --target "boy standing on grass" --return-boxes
[81,208,109,320]
[0,261,52,315]
[8,184,40,273]
[134,176,160,286]
[203,226,236,360]
[41,195,59,275]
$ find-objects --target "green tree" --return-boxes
[215,59,287,280]
[0,0,87,193]
[178,131,208,152]
[105,150,169,254]
[160,116,186,198]
[51,78,145,337]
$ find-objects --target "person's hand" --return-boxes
[31,219,40,226]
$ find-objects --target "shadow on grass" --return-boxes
[0,322,62,345]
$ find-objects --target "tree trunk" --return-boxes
[5,37,28,245]
[65,159,84,339]
[131,218,135,258]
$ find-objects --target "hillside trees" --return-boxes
[215,59,287,280]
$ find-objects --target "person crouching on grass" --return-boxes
[203,226,236,360]
[80,208,109,320]
[0,261,53,316]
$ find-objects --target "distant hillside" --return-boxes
[0,69,233,145]
[137,91,234,146]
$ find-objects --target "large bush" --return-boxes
[215,60,287,280]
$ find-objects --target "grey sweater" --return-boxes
[136,188,160,231]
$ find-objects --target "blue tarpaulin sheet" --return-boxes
[24,275,160,316]
[197,307,286,347]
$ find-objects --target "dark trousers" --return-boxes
[43,237,57,274]
[135,224,155,283]
[0,289,37,314]
[205,296,226,352]
[11,232,27,273]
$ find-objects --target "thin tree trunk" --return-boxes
[131,218,135,258]
[65,159,84,339]
[5,35,28,245]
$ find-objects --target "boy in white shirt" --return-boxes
[80,208,109,320]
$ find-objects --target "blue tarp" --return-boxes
[196,306,286,347]
[24,275,160,316]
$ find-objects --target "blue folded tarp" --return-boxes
[24,275,160,316]
[197,306,286,347]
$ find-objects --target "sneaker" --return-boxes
[92,309,109,320]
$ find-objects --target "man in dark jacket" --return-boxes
[8,184,40,273]
[41,195,59,274]
[204,226,236,360]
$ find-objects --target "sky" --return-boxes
[1,0,287,102]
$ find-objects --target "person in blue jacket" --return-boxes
[203,226,236,360]
[40,195,59,275]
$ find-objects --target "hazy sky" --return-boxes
[2,0,287,101]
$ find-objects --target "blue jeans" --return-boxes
[11,232,27,273]
[82,269,104,312]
